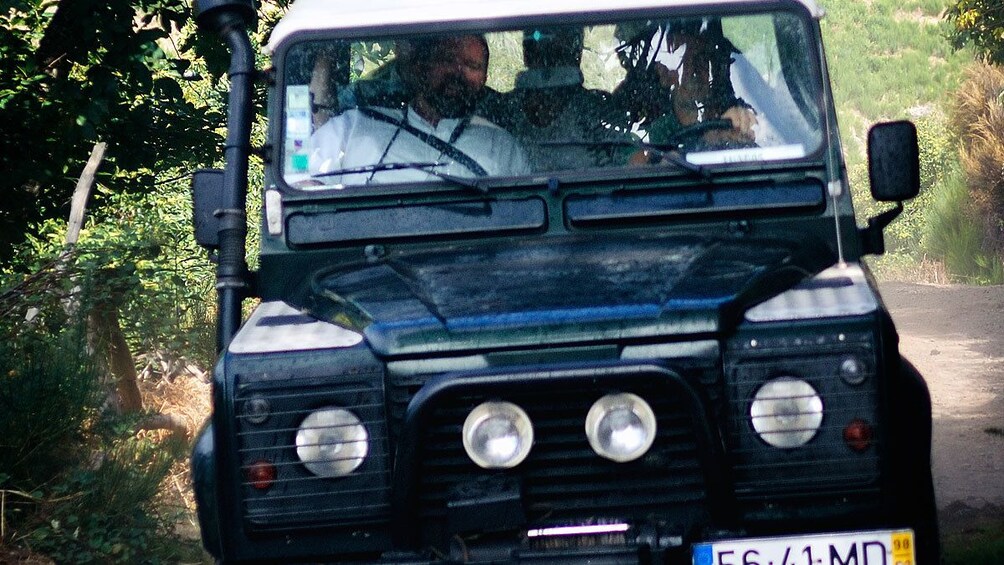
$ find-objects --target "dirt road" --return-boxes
[879,282,1004,534]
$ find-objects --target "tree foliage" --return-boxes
[946,0,1004,64]
[0,0,226,263]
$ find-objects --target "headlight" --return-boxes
[462,401,534,469]
[296,407,369,477]
[750,377,823,448]
[585,393,657,462]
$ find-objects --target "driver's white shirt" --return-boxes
[307,105,529,186]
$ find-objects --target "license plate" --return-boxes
[693,529,915,565]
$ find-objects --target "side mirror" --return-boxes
[192,169,224,251]
[867,120,920,202]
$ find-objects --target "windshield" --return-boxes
[280,10,824,190]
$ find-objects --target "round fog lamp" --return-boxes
[296,407,369,477]
[586,393,657,462]
[750,377,823,448]
[462,401,534,469]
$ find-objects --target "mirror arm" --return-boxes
[859,202,903,256]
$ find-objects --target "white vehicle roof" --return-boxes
[267,0,823,52]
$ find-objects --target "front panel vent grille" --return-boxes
[235,379,391,530]
[726,333,882,501]
[410,374,712,542]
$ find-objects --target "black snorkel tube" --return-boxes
[194,0,257,352]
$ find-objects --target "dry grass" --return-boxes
[137,369,211,545]
[951,63,1004,255]
[870,254,951,284]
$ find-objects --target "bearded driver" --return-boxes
[307,34,529,186]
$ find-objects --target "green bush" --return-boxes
[0,320,202,563]
[0,330,100,487]
[23,436,197,564]
[15,174,219,370]
[923,166,1004,284]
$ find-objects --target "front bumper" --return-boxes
[289,527,921,564]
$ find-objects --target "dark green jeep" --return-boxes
[190,0,938,562]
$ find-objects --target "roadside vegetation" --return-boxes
[822,0,1004,284]
[943,521,1004,565]
[0,0,1002,562]
[0,280,209,562]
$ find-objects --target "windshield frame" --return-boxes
[269,0,829,196]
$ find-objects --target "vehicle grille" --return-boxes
[725,333,883,501]
[235,376,392,530]
[402,373,713,543]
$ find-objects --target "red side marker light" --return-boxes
[843,419,873,452]
[246,460,277,490]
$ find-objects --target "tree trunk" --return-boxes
[88,300,144,413]
[61,142,144,414]
[66,142,106,246]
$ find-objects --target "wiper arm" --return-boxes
[311,160,443,178]
[311,161,488,194]
[537,140,709,180]
[425,169,489,194]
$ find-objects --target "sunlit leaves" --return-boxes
[0,0,231,261]
[946,0,1004,64]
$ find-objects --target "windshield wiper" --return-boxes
[537,140,710,180]
[311,161,489,194]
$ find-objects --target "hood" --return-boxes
[307,234,832,356]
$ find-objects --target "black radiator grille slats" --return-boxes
[235,378,392,529]
[238,455,391,469]
[411,378,710,531]
[726,335,882,500]
[239,484,390,498]
[229,333,885,539]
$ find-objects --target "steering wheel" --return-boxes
[664,119,735,150]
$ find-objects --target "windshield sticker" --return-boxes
[285,85,312,175]
[686,144,807,165]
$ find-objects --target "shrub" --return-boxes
[950,63,1004,258]
[0,329,100,488]
[923,166,1004,284]
[23,436,196,564]
[0,316,202,562]
[16,174,219,371]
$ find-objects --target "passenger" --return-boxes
[488,27,633,172]
[615,19,757,156]
[306,34,529,185]
[308,46,350,129]
[652,21,756,148]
